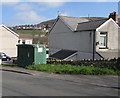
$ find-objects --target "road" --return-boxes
[2,71,119,96]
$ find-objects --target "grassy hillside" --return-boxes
[13,30,45,35]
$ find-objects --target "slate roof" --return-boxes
[59,16,107,31]
[50,49,77,60]
[98,49,119,59]
[59,16,89,31]
[76,19,108,31]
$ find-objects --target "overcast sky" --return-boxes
[1,0,119,26]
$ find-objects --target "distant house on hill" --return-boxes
[18,34,33,44]
[12,19,56,33]
[0,24,19,57]
[13,25,36,30]
[49,12,119,60]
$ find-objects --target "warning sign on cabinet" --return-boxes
[38,48,43,52]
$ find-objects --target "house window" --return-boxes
[22,40,25,44]
[99,32,107,48]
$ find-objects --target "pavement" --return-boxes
[0,66,119,90]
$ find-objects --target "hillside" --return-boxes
[13,29,45,35]
[36,19,56,27]
[11,19,56,35]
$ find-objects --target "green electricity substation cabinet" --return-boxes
[17,44,46,67]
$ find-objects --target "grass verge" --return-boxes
[26,64,119,75]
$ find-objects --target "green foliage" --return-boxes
[1,64,17,67]
[13,30,44,35]
[26,64,118,75]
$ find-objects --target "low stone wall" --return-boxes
[47,58,120,70]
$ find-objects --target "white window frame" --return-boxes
[22,40,25,44]
[99,32,107,49]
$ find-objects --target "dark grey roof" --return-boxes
[98,49,119,59]
[50,49,77,60]
[59,16,89,31]
[49,16,107,33]
[76,19,108,31]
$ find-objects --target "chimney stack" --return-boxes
[109,12,118,23]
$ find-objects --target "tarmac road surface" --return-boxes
[2,70,119,96]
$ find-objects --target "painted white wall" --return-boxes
[0,25,19,57]
[96,19,119,58]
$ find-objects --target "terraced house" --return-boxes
[49,12,120,60]
[0,24,19,57]
[0,25,33,57]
